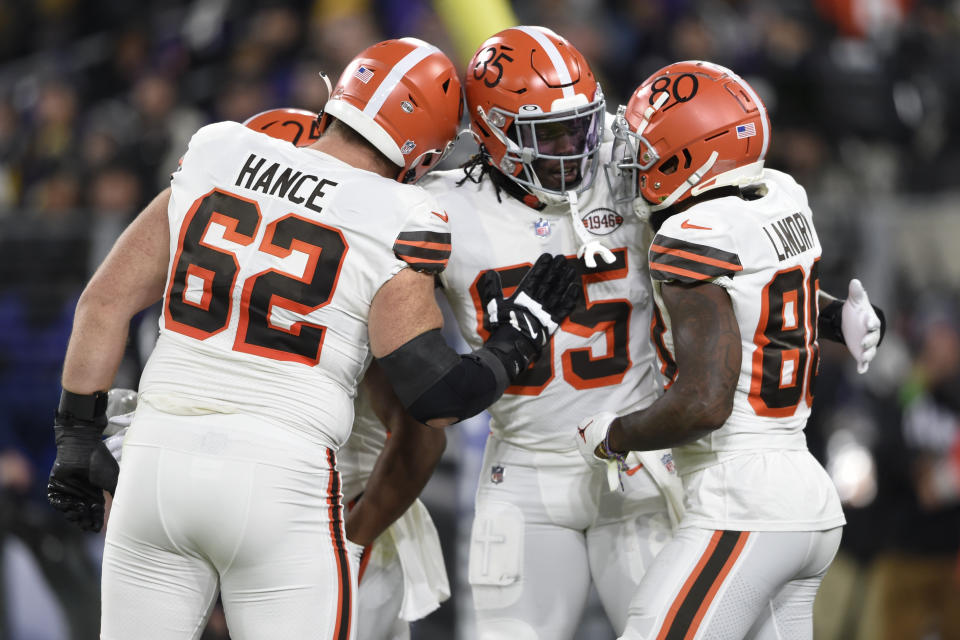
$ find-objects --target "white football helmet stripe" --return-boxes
[513,26,575,100]
[363,39,441,118]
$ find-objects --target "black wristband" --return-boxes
[57,389,109,424]
[818,299,845,344]
[818,299,887,347]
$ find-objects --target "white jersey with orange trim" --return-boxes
[421,164,661,453]
[647,168,845,531]
[138,121,451,451]
[420,160,682,638]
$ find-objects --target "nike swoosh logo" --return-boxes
[431,210,449,223]
[625,463,644,476]
[681,219,712,230]
[524,315,539,342]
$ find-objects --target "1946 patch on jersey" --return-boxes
[581,207,624,236]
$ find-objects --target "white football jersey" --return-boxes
[420,160,660,453]
[648,168,844,529]
[138,121,451,450]
[649,169,821,457]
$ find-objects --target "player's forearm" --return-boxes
[345,425,446,546]
[61,293,134,394]
[62,189,170,393]
[607,386,728,452]
[608,281,738,452]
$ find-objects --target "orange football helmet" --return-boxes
[611,60,771,214]
[243,108,321,147]
[465,26,605,204]
[319,37,463,183]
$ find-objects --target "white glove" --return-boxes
[575,411,627,491]
[841,279,882,374]
[106,388,137,420]
[104,426,128,464]
[103,387,138,462]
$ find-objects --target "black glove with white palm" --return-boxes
[477,253,580,379]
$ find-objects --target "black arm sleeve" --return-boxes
[376,326,535,424]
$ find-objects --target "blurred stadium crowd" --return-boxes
[1,0,959,639]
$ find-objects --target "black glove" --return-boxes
[478,253,580,347]
[478,253,580,378]
[47,390,119,532]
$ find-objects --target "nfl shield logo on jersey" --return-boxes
[533,218,551,238]
[491,464,505,484]
[660,452,676,474]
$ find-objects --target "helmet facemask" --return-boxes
[480,91,605,205]
[608,99,666,221]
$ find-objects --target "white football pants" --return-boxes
[101,408,357,640]
[469,435,674,640]
[618,526,843,640]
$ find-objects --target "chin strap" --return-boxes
[317,72,333,123]
[567,189,615,269]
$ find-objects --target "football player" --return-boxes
[128,106,453,640]
[577,60,884,639]
[46,38,578,639]
[245,107,453,640]
[416,26,686,638]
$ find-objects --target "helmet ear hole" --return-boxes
[658,155,679,175]
[681,148,692,169]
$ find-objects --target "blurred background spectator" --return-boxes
[1,0,958,638]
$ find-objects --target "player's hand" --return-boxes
[478,253,580,349]
[104,388,138,435]
[103,387,138,463]
[104,426,129,465]
[841,279,886,374]
[575,412,633,491]
[575,411,621,467]
[47,392,119,533]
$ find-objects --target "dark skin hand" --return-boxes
[344,360,447,547]
[606,280,741,453]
